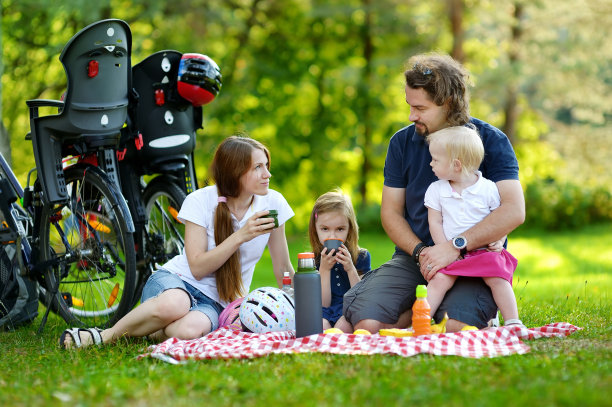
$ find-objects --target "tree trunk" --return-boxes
[502,2,524,144]
[449,0,464,63]
[359,0,373,208]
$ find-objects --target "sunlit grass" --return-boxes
[256,224,611,302]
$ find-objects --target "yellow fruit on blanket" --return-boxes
[379,328,414,337]
[461,325,478,331]
[353,329,371,335]
[430,312,449,334]
[324,328,344,334]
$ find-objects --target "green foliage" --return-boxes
[355,202,385,235]
[524,178,612,230]
[2,0,612,232]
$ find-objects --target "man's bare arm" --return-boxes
[463,179,525,249]
[381,185,421,256]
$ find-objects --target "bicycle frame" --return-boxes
[1,152,39,277]
[1,149,138,331]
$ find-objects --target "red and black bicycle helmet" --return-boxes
[177,53,222,106]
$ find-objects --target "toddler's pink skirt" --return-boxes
[439,249,517,285]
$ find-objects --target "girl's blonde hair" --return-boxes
[427,125,484,176]
[308,190,364,271]
[212,135,271,303]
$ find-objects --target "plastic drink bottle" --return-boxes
[281,271,294,299]
[412,285,431,336]
[294,252,323,337]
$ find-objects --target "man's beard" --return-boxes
[414,122,429,137]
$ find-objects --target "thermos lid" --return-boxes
[298,252,315,259]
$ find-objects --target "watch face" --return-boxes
[453,237,466,249]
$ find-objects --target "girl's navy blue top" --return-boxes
[321,249,371,325]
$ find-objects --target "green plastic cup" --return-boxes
[262,209,278,228]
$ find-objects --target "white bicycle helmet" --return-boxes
[239,287,295,333]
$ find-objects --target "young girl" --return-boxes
[60,135,295,348]
[308,190,371,333]
[424,126,523,327]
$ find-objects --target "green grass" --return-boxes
[1,224,611,407]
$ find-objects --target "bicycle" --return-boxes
[0,19,137,330]
[117,50,221,301]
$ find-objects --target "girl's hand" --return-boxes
[236,210,275,243]
[335,245,357,275]
[319,247,337,272]
[486,236,507,253]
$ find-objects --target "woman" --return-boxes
[60,135,294,348]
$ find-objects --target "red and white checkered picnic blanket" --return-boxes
[139,322,580,364]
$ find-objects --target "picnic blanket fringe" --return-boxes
[139,322,580,363]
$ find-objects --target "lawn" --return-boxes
[0,224,610,406]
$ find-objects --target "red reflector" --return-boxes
[116,148,127,161]
[88,60,99,78]
[135,133,144,150]
[155,89,165,106]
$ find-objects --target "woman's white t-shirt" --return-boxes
[161,185,294,307]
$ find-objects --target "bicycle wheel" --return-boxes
[37,166,136,328]
[141,177,186,274]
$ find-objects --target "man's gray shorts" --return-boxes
[342,252,498,328]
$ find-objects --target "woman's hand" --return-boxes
[236,210,276,243]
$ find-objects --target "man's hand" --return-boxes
[418,241,459,281]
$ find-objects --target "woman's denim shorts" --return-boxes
[141,269,224,331]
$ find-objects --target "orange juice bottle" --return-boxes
[412,285,431,336]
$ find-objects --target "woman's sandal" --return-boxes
[59,327,103,350]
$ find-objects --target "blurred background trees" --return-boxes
[2,0,611,233]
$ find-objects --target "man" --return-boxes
[343,53,525,333]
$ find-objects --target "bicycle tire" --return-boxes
[137,177,186,296]
[37,166,137,328]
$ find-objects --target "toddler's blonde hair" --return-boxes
[427,126,484,176]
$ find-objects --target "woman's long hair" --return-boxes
[212,135,270,302]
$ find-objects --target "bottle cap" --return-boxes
[297,252,315,259]
[416,285,427,298]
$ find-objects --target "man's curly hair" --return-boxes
[404,53,471,126]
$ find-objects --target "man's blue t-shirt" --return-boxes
[383,118,519,254]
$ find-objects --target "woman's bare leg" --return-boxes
[163,310,213,340]
[62,288,191,348]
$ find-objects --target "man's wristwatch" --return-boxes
[452,235,468,257]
